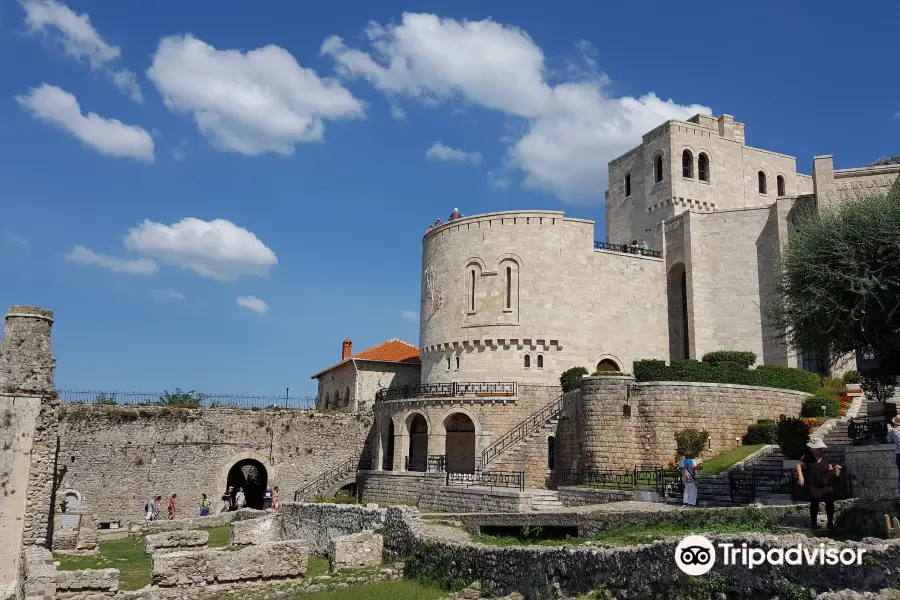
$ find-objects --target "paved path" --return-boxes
[422,523,474,544]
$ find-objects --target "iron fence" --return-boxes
[57,389,315,410]
[848,416,889,445]
[482,394,562,467]
[559,467,683,499]
[594,240,662,259]
[375,382,516,402]
[729,467,852,504]
[446,470,525,492]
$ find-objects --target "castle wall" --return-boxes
[56,405,372,524]
[420,210,667,387]
[578,378,808,468]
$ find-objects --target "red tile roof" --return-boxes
[310,339,420,379]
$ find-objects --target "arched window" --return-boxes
[547,436,555,470]
[524,355,531,369]
[777,175,785,197]
[654,155,664,183]
[447,356,451,370]
[505,266,512,309]
[455,356,460,370]
[625,173,631,197]
[469,269,476,311]
[698,153,709,182]
[682,150,693,178]
[537,354,544,369]
[596,359,620,372]
[758,171,767,194]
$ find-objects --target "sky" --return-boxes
[0,0,897,398]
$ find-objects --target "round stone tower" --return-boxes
[0,305,56,394]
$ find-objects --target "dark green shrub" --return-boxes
[800,390,840,418]
[777,418,810,460]
[744,420,778,444]
[590,371,631,377]
[861,373,896,402]
[674,428,709,457]
[560,366,589,393]
[843,370,860,384]
[702,351,757,368]
[632,359,820,393]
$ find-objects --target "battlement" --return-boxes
[423,210,593,243]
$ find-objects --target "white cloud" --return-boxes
[152,289,185,301]
[172,139,188,161]
[64,246,158,275]
[5,233,29,248]
[16,84,154,162]
[401,310,418,322]
[322,13,711,202]
[21,0,143,102]
[237,296,268,315]
[147,34,365,156]
[426,141,482,164]
[123,217,277,281]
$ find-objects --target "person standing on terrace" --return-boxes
[887,416,900,494]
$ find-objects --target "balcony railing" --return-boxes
[376,382,516,403]
[405,455,448,473]
[446,469,525,492]
[848,416,889,445]
[594,240,662,259]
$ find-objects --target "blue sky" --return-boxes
[0,0,897,397]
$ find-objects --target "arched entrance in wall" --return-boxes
[383,420,395,471]
[407,413,428,472]
[595,359,620,372]
[667,263,690,361]
[444,412,476,473]
[226,459,268,510]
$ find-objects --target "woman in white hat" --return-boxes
[795,438,841,530]
[886,415,900,494]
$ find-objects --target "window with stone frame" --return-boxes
[698,153,709,182]
[682,150,693,178]
[654,155,664,183]
[777,175,785,196]
[625,173,631,197]
[758,171,767,194]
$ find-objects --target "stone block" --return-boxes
[230,515,279,545]
[145,529,209,553]
[151,540,308,586]
[328,530,384,571]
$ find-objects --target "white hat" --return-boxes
[807,438,827,449]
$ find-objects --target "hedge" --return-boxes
[800,390,840,418]
[744,420,778,445]
[590,371,632,377]
[633,359,820,393]
[843,370,860,384]
[560,366,589,393]
[701,350,757,368]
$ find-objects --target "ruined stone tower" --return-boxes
[0,306,58,600]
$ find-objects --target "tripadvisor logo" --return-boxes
[675,535,867,576]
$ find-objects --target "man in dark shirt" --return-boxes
[795,438,841,530]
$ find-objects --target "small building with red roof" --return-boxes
[311,338,421,411]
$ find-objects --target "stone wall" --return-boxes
[230,515,279,545]
[357,471,425,505]
[57,404,373,524]
[22,547,118,599]
[328,531,383,571]
[279,503,386,555]
[845,444,898,500]
[144,530,208,552]
[131,508,263,534]
[556,486,632,507]
[357,471,533,513]
[579,377,808,468]
[150,540,308,586]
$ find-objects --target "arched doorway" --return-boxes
[595,359,620,372]
[667,263,690,360]
[444,413,476,473]
[226,459,268,510]
[407,413,428,472]
[383,420,395,471]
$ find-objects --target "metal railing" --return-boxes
[375,382,516,403]
[481,394,563,468]
[849,416,889,445]
[729,467,852,504]
[293,457,363,502]
[594,240,662,259]
[58,389,315,410]
[560,467,683,498]
[446,470,525,492]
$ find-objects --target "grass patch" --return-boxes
[298,580,448,600]
[199,525,231,547]
[473,520,775,548]
[55,537,150,591]
[701,444,765,475]
[306,556,330,578]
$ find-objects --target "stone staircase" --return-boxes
[529,489,564,511]
[484,416,560,478]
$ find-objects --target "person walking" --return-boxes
[168,494,177,520]
[200,493,211,517]
[263,486,273,510]
[235,487,247,510]
[222,486,234,513]
[887,416,900,494]
[679,452,702,507]
[145,496,155,521]
[152,495,162,521]
[795,438,841,530]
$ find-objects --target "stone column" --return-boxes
[1,306,59,548]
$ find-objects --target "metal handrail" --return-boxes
[293,457,358,502]
[594,240,662,258]
[481,394,564,468]
[375,382,516,403]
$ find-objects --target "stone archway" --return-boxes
[226,459,268,510]
[444,412,477,473]
[407,413,429,472]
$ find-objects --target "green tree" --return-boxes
[770,179,900,375]
[674,428,709,457]
[559,366,589,393]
